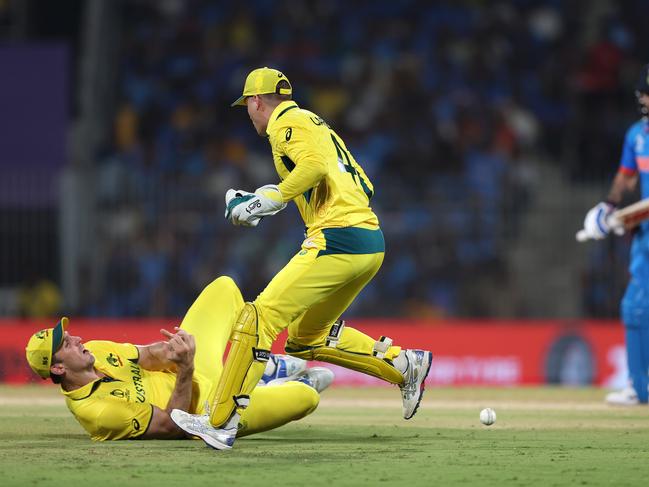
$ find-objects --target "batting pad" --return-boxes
[287,345,404,384]
[209,303,269,427]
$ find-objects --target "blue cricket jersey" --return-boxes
[619,119,649,282]
[619,119,649,197]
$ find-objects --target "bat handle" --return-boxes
[575,229,589,242]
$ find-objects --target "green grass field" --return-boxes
[1,385,648,486]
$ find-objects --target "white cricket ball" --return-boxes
[479,407,496,426]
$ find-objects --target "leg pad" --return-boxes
[210,303,269,427]
[286,342,403,385]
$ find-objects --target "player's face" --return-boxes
[246,96,268,136]
[637,91,649,112]
[53,332,95,372]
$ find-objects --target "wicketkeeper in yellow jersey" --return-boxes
[25,276,334,444]
[170,68,433,450]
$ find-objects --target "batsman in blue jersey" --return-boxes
[579,64,649,405]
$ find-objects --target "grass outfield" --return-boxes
[1,385,648,486]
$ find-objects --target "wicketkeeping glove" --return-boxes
[578,201,624,241]
[224,184,287,227]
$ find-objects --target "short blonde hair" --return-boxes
[259,79,292,104]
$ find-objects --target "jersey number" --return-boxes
[330,134,373,200]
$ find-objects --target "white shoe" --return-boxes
[399,349,433,420]
[605,387,639,406]
[170,409,237,450]
[261,354,307,384]
[295,367,335,393]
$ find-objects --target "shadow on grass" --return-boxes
[242,435,399,444]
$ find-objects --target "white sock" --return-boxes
[392,351,409,374]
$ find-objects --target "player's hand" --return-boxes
[160,328,195,369]
[224,189,261,227]
[577,201,623,241]
[224,185,287,227]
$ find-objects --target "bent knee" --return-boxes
[201,276,244,306]
[207,275,238,294]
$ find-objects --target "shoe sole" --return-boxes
[404,352,433,420]
[169,411,233,450]
[193,430,233,451]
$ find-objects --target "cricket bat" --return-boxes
[576,198,649,242]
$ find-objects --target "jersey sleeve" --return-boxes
[273,119,329,201]
[91,399,153,441]
[619,126,638,174]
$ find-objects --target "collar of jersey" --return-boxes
[267,101,299,134]
[60,374,117,400]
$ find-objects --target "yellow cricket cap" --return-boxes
[25,317,68,379]
[231,67,292,107]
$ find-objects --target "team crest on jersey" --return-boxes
[636,134,645,153]
[106,353,123,367]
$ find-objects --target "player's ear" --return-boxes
[251,95,262,110]
[50,362,65,378]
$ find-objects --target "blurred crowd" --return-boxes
[82,0,648,318]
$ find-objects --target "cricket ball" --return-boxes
[479,407,496,426]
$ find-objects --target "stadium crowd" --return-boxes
[82,0,648,318]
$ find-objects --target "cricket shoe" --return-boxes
[605,386,640,406]
[261,354,308,385]
[399,349,433,420]
[295,367,335,393]
[170,409,237,450]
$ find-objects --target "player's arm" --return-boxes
[137,341,176,371]
[140,363,194,439]
[275,127,328,201]
[224,124,326,226]
[139,329,196,439]
[606,170,638,205]
[137,326,198,371]
[577,129,639,241]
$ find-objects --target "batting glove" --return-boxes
[581,201,624,240]
[224,185,287,227]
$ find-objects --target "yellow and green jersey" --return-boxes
[60,341,208,441]
[267,101,382,252]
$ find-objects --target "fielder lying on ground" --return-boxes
[25,276,333,441]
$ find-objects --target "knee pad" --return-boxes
[210,303,270,427]
[285,320,404,385]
